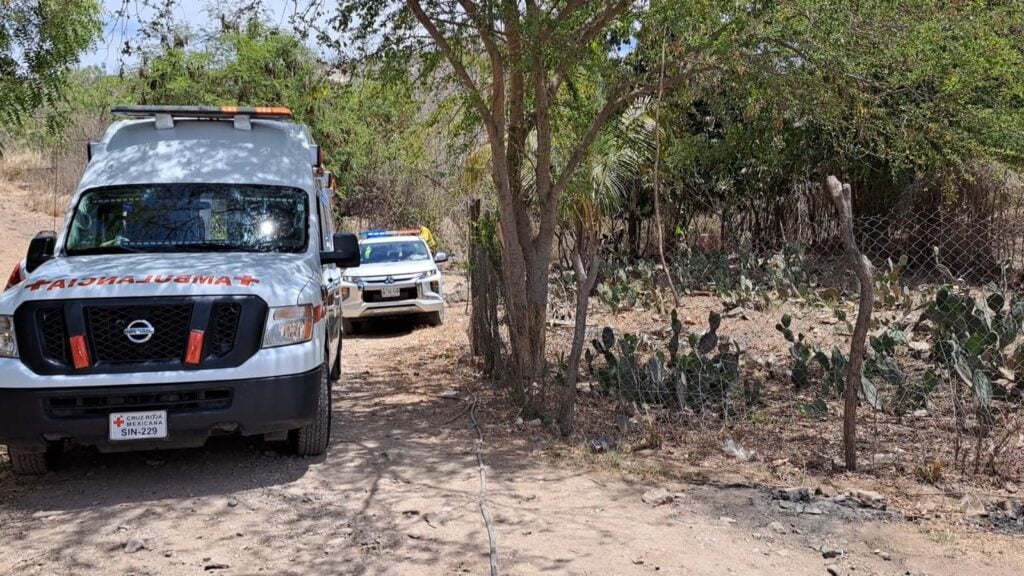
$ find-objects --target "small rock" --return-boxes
[204,564,230,571]
[124,539,146,554]
[870,453,898,466]
[227,498,238,508]
[721,438,754,461]
[525,418,542,427]
[514,417,524,425]
[851,489,886,509]
[439,390,460,400]
[912,408,929,418]
[778,501,796,510]
[1005,482,1019,494]
[803,506,825,515]
[826,564,841,576]
[767,521,788,534]
[642,488,674,507]
[959,494,988,517]
[719,516,737,525]
[576,381,595,394]
[873,549,892,561]
[821,547,843,559]
[589,437,615,453]
[163,551,174,558]
[780,486,811,502]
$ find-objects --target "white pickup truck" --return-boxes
[0,105,360,474]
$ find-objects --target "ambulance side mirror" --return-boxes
[433,252,449,263]
[26,231,57,273]
[321,233,360,268]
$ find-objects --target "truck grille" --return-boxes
[86,303,192,363]
[44,388,232,419]
[16,296,267,375]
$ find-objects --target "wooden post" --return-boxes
[825,175,874,471]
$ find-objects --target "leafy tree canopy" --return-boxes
[0,0,102,136]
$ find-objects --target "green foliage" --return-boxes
[924,286,1024,430]
[589,310,745,414]
[0,0,102,141]
[776,313,896,412]
[875,255,912,310]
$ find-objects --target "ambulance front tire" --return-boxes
[7,444,59,475]
[289,362,331,457]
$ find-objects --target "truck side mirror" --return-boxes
[434,252,449,263]
[26,231,57,273]
[321,232,360,268]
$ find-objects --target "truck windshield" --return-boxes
[65,184,309,255]
[362,240,430,264]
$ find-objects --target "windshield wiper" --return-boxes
[67,245,144,255]
[173,243,262,253]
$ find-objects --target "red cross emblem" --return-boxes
[235,275,260,287]
[113,416,124,428]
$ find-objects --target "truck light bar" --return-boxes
[360,228,422,239]
[110,105,294,120]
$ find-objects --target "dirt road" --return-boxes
[0,187,1021,575]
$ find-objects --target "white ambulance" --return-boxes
[0,106,360,474]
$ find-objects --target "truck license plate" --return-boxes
[109,410,167,441]
[381,286,401,298]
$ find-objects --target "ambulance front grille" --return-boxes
[17,296,266,375]
[37,308,69,363]
[86,304,193,363]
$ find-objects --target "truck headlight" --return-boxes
[416,269,438,280]
[0,315,17,358]
[342,275,359,283]
[263,305,314,348]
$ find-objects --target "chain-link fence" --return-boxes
[564,209,1024,479]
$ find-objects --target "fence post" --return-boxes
[826,175,875,472]
[468,198,502,376]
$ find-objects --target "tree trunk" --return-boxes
[826,175,875,472]
[559,224,601,436]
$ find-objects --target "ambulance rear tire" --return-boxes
[289,362,331,457]
[7,445,55,475]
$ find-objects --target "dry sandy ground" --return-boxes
[0,186,1021,575]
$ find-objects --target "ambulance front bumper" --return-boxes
[0,367,321,451]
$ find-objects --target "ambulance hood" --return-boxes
[2,252,317,309]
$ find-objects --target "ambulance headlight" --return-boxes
[0,315,17,358]
[263,305,314,348]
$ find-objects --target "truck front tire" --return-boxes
[341,318,359,335]
[7,446,53,475]
[289,362,331,456]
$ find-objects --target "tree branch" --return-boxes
[553,58,716,198]
[405,0,494,130]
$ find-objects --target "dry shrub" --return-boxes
[0,150,46,184]
[0,147,84,218]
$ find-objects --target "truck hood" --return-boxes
[1,253,318,309]
[344,260,438,279]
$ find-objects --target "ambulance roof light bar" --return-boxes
[110,105,294,121]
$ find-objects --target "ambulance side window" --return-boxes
[317,189,335,251]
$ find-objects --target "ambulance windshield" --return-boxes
[65,184,308,255]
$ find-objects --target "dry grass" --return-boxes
[0,148,79,218]
[0,150,46,183]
